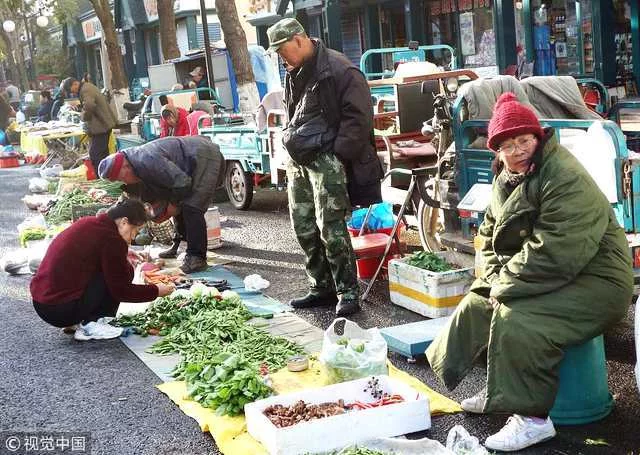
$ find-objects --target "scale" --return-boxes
[380,317,451,362]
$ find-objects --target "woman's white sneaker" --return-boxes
[485,415,556,452]
[460,388,487,413]
[74,321,123,341]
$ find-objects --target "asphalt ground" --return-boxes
[1,166,639,455]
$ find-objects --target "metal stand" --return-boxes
[361,170,417,302]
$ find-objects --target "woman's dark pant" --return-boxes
[33,274,119,327]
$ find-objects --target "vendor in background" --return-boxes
[426,93,633,452]
[37,90,53,123]
[98,136,225,274]
[63,77,117,174]
[30,199,174,342]
[160,104,189,137]
[0,90,15,132]
[189,66,207,89]
[5,80,20,111]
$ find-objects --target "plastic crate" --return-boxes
[71,203,111,222]
[388,251,474,318]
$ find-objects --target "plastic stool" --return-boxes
[550,335,613,425]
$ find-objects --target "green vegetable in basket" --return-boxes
[45,189,94,225]
[405,251,453,272]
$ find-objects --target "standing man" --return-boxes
[63,77,116,174]
[98,136,225,274]
[267,18,383,316]
[5,80,20,111]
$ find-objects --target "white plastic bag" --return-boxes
[446,425,489,455]
[28,177,50,194]
[320,318,388,383]
[40,164,63,179]
[26,239,51,274]
[17,215,47,233]
[244,274,270,291]
[0,250,29,275]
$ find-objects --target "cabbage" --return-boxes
[221,290,242,306]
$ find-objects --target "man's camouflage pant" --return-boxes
[286,152,358,299]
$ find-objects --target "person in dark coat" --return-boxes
[64,77,117,174]
[267,18,383,316]
[37,90,53,122]
[98,136,225,274]
[0,91,15,131]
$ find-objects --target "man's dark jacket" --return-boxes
[123,136,224,211]
[284,39,383,207]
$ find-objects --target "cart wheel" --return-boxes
[417,199,443,252]
[225,161,254,210]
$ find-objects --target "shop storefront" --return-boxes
[426,0,498,74]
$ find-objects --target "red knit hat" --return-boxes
[487,92,543,151]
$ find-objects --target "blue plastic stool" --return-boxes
[550,335,613,425]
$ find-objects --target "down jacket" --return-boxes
[472,129,632,301]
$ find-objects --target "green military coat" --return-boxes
[427,129,633,415]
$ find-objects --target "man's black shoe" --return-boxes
[336,296,360,316]
[289,292,337,309]
[158,240,181,259]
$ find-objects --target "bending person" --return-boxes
[30,199,174,341]
[98,136,225,274]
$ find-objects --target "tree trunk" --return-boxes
[0,31,26,89]
[157,0,180,61]
[215,0,259,114]
[90,0,127,90]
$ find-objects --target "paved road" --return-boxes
[1,166,638,454]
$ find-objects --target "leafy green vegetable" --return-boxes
[174,353,272,416]
[405,251,454,272]
[45,188,94,225]
[18,227,47,247]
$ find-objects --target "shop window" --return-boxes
[426,0,496,69]
[531,0,593,76]
[613,0,633,85]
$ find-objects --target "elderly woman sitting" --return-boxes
[426,93,632,451]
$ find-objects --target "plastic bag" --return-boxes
[28,177,51,194]
[320,318,388,383]
[0,249,29,275]
[244,274,270,291]
[17,215,47,234]
[446,425,489,454]
[39,164,63,179]
[27,240,51,274]
[349,202,395,231]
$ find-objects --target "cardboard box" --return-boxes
[245,375,430,455]
[388,251,474,318]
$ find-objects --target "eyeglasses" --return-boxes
[498,136,536,154]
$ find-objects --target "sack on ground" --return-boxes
[320,318,388,383]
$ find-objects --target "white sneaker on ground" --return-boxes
[74,321,123,341]
[461,388,486,413]
[485,414,556,452]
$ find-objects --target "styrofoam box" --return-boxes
[245,375,430,455]
[388,251,474,318]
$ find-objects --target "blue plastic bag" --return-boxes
[349,203,394,231]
